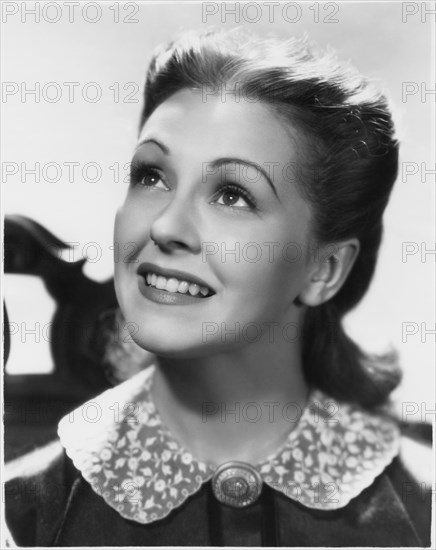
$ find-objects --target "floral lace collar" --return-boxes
[58,365,400,524]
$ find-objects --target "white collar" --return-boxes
[58,365,400,524]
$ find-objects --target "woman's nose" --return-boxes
[149,192,201,253]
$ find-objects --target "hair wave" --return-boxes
[109,29,402,409]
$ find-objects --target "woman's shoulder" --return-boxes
[306,388,433,545]
[386,432,433,546]
[4,438,80,547]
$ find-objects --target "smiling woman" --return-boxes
[5,28,432,547]
[115,87,317,367]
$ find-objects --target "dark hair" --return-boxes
[135,28,401,409]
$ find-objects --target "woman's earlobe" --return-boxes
[298,239,360,307]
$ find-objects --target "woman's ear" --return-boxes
[298,239,360,307]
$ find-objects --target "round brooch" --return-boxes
[211,461,263,508]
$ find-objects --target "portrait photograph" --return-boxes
[1,1,435,547]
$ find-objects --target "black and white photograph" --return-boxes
[1,1,435,547]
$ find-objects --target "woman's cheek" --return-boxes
[115,203,146,252]
[114,204,133,245]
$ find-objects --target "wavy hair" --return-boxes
[109,29,401,409]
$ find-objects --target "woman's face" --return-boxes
[114,88,315,356]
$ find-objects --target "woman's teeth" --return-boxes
[145,273,211,297]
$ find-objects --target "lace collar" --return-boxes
[58,365,400,524]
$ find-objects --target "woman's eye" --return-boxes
[130,165,167,190]
[213,185,256,211]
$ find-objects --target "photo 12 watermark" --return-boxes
[402,2,436,22]
[1,81,140,103]
[2,161,139,184]
[401,401,436,424]
[402,81,436,103]
[201,2,340,24]
[1,2,140,24]
[402,242,436,262]
[401,162,436,183]
[401,322,436,343]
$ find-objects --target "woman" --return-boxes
[5,28,432,547]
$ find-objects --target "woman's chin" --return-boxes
[129,328,230,360]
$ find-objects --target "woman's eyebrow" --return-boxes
[135,140,278,197]
[211,157,278,197]
[136,137,170,154]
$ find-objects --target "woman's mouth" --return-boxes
[136,262,216,305]
[144,272,213,298]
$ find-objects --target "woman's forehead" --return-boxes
[137,89,305,196]
[139,89,298,159]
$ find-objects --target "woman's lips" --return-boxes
[137,262,215,293]
[137,276,214,306]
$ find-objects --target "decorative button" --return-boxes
[211,461,263,508]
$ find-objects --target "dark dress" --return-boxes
[4,367,433,547]
[4,444,431,547]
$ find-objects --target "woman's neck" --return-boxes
[150,339,309,466]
